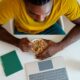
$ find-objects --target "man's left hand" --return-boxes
[36,39,61,60]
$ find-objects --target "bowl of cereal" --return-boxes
[31,39,48,55]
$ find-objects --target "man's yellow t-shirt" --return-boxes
[0,0,80,34]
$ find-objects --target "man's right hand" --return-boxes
[18,38,31,52]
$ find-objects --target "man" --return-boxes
[0,0,80,59]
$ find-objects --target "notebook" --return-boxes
[1,51,23,76]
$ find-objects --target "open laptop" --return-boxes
[12,17,65,35]
[25,56,69,80]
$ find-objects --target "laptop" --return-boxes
[25,56,69,80]
[13,17,64,35]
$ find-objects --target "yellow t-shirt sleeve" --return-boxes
[0,0,14,25]
[64,0,80,21]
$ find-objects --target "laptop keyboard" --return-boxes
[29,68,68,80]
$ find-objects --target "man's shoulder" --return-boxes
[0,0,20,7]
[0,0,21,18]
[54,0,67,5]
[0,0,12,7]
[0,0,11,4]
[0,0,21,12]
[58,0,71,7]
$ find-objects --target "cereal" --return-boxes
[31,39,48,55]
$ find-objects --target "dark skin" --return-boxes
[0,26,30,52]
[0,18,80,60]
[72,18,80,25]
[36,18,80,59]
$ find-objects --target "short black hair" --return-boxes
[25,0,50,5]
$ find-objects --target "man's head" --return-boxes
[24,0,53,22]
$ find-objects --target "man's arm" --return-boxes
[59,25,80,49]
[58,18,80,49]
[72,18,80,25]
[0,25,30,51]
[0,25,20,47]
[36,22,80,59]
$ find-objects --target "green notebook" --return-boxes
[1,51,23,76]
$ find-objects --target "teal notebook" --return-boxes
[1,51,23,76]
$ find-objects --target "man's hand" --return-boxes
[35,39,61,60]
[18,38,31,52]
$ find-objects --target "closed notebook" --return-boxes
[1,51,23,76]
